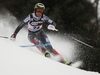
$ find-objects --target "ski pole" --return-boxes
[66,35,94,48]
[20,43,51,47]
[0,36,9,39]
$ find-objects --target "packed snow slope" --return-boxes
[0,39,99,75]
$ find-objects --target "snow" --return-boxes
[0,39,99,75]
[0,9,99,75]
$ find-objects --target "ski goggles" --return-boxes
[36,9,43,13]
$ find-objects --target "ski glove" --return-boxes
[10,34,16,41]
[47,25,58,31]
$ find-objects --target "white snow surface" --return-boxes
[0,39,99,75]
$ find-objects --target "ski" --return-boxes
[20,43,51,47]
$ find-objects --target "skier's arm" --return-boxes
[13,21,27,35]
[13,14,30,36]
[44,15,56,26]
[44,15,58,31]
[10,21,27,41]
[10,15,30,41]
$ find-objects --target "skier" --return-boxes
[10,3,72,65]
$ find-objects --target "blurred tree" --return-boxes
[60,0,95,33]
[93,0,99,32]
[42,0,95,34]
[1,0,41,20]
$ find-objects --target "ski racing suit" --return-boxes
[13,13,65,62]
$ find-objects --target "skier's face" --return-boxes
[36,9,43,17]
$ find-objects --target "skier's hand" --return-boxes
[10,34,16,41]
[47,25,58,31]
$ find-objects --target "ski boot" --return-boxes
[63,61,72,66]
[44,51,51,57]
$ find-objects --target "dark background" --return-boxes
[0,0,100,73]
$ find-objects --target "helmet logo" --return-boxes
[38,5,44,8]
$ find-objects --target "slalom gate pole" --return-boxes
[66,35,94,48]
[0,36,9,39]
[20,43,51,47]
